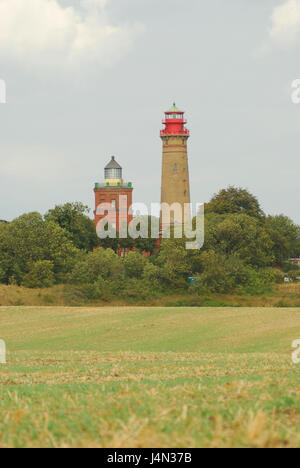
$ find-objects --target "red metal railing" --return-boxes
[160,128,190,136]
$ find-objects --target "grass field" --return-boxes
[0,306,300,448]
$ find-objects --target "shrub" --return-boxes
[196,251,242,293]
[240,268,282,295]
[119,278,153,302]
[286,270,300,282]
[156,240,192,289]
[142,263,162,290]
[23,261,55,288]
[259,268,284,284]
[69,248,123,284]
[0,213,81,285]
[123,251,147,278]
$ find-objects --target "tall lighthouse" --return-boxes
[160,103,191,231]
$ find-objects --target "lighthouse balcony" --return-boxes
[160,129,190,136]
[95,182,133,189]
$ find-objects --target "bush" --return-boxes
[282,261,300,272]
[123,251,147,278]
[0,213,81,285]
[241,268,282,295]
[118,278,154,302]
[69,248,123,284]
[285,270,300,282]
[202,213,275,268]
[23,261,55,288]
[142,263,162,290]
[259,268,284,284]
[156,240,192,289]
[196,251,245,293]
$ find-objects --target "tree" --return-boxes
[197,251,246,293]
[0,213,81,284]
[23,261,55,288]
[133,216,159,255]
[0,222,17,283]
[202,213,274,267]
[205,187,265,219]
[123,251,147,278]
[45,202,99,251]
[69,247,123,284]
[156,239,192,289]
[142,262,161,289]
[265,215,300,264]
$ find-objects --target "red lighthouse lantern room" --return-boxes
[160,103,190,137]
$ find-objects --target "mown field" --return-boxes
[0,306,300,448]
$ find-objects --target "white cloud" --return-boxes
[263,0,300,52]
[0,0,143,69]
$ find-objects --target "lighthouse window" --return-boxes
[105,168,122,179]
[173,163,178,174]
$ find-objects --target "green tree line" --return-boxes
[0,189,299,299]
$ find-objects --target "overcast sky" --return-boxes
[0,0,299,223]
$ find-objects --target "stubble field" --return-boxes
[0,306,300,448]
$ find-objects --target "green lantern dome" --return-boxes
[168,102,181,113]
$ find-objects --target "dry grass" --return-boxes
[1,351,300,448]
[1,282,300,308]
[0,306,300,447]
[0,284,66,307]
[277,283,300,294]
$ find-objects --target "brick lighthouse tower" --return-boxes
[160,103,191,232]
[94,156,133,234]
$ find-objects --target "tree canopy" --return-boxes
[0,189,298,296]
[0,212,81,285]
[45,202,99,251]
[205,186,265,219]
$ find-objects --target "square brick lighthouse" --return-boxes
[94,156,133,234]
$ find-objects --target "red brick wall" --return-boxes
[94,187,133,233]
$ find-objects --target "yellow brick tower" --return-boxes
[160,103,191,232]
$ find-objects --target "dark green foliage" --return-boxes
[264,215,300,264]
[68,247,123,284]
[123,251,147,278]
[202,213,275,267]
[0,212,81,285]
[156,239,192,289]
[45,202,99,251]
[282,261,300,272]
[205,186,265,219]
[23,261,55,288]
[0,190,298,296]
